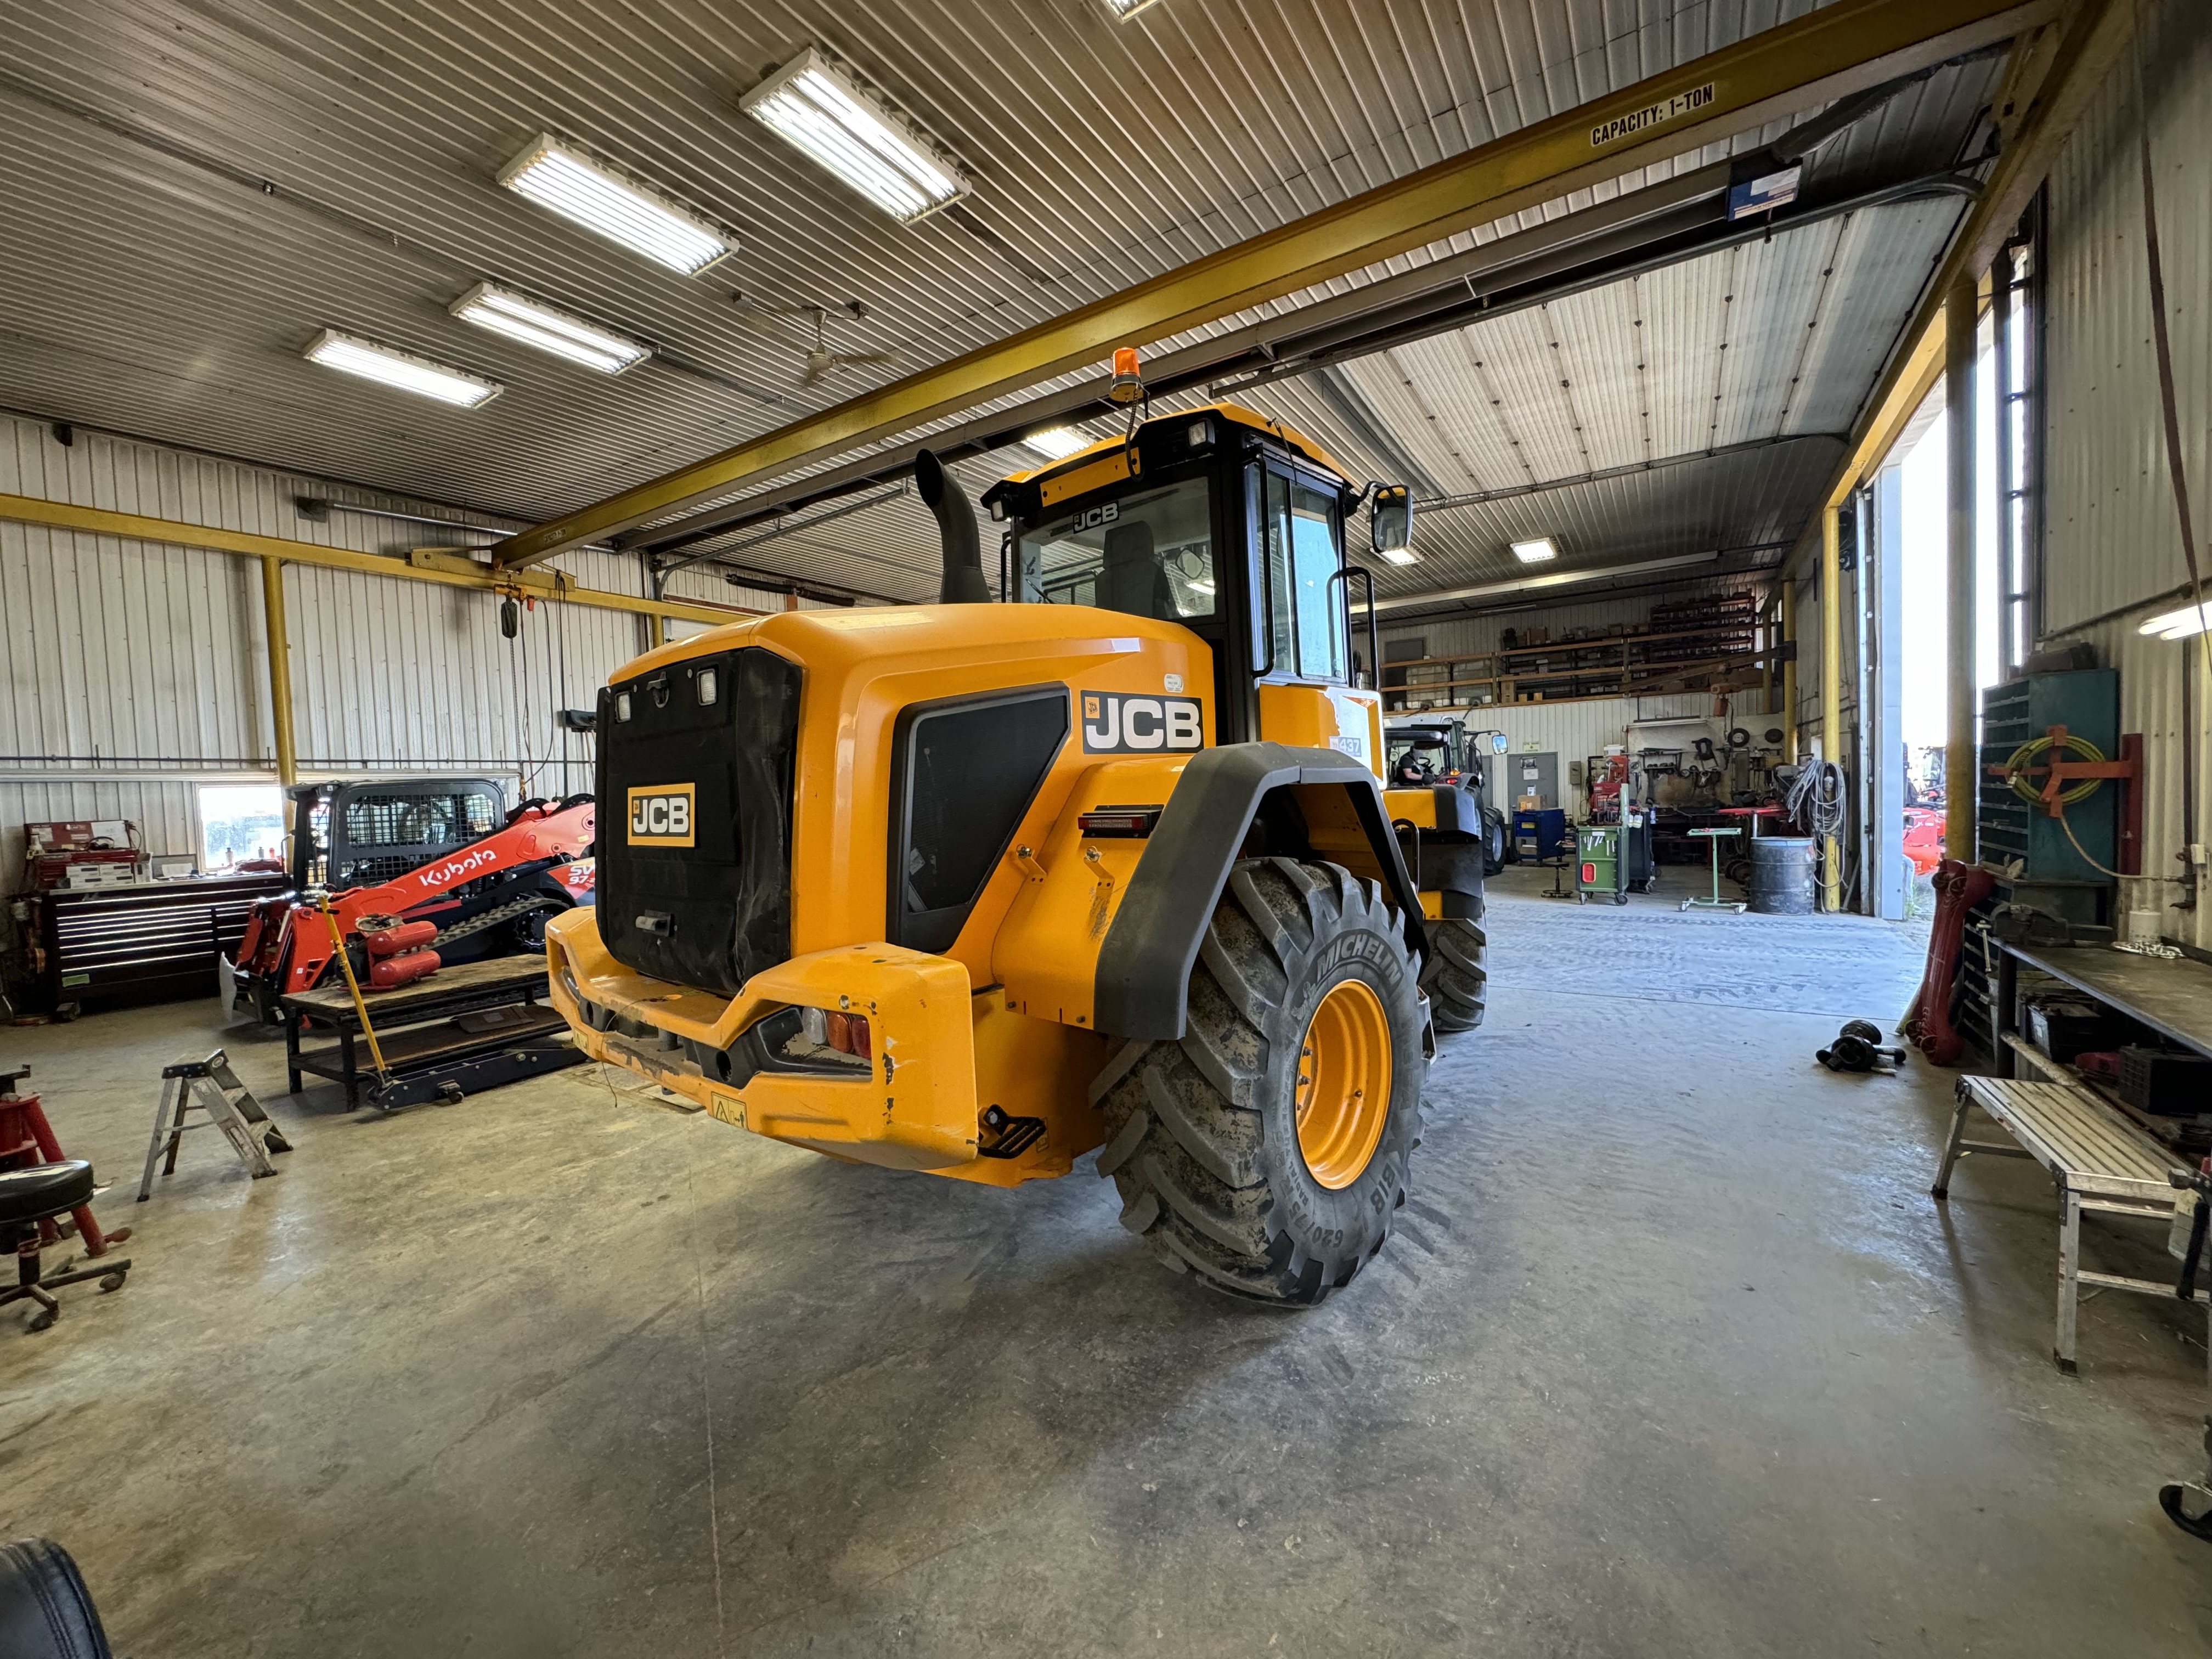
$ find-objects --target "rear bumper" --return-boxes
[544,909,983,1171]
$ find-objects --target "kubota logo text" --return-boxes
[420,848,499,887]
[627,783,696,848]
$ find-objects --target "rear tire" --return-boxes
[1420,905,1487,1033]
[1090,858,1427,1306]
[1481,809,1508,877]
[0,1538,112,1657]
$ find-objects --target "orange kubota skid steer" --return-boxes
[226,778,594,1025]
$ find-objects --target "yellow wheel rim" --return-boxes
[1294,977,1393,1189]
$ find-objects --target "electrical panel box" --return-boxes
[1512,752,1559,810]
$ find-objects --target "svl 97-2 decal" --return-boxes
[1081,692,1203,754]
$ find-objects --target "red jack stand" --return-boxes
[1,1067,131,1258]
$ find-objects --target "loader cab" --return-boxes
[1385,718,1489,793]
[285,777,505,891]
[981,404,1406,758]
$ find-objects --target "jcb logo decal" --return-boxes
[1081,692,1203,755]
[626,783,696,847]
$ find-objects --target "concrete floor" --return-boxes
[3,864,2209,1656]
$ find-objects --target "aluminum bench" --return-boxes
[1933,1074,2197,1373]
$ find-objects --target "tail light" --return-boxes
[1079,806,1160,839]
[826,1011,872,1059]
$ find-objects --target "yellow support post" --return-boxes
[1944,273,1980,864]
[1820,509,1843,911]
[1780,578,1798,760]
[260,555,298,787]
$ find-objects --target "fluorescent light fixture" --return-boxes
[303,330,500,408]
[1364,550,1721,614]
[1024,427,1092,461]
[498,134,730,274]
[2140,601,2212,640]
[449,282,648,374]
[1105,0,1171,15]
[1510,536,1559,564]
[741,48,968,223]
[1376,545,1421,567]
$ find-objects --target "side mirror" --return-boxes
[1369,485,1414,563]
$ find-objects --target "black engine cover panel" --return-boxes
[596,647,801,996]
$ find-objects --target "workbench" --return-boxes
[1933,940,2212,1373]
[1991,941,2212,1148]
[280,956,584,1110]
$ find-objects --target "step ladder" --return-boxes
[138,1049,291,1201]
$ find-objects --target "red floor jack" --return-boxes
[1,1068,131,1259]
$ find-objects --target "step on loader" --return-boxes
[550,387,1486,1302]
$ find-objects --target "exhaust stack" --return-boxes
[916,449,991,605]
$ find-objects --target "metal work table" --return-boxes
[1997,943,2212,1061]
[280,956,582,1110]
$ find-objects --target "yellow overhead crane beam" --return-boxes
[489,0,2055,571]
[0,493,754,630]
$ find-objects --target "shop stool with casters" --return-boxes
[0,1163,129,1333]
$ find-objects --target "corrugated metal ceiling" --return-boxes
[0,0,2005,606]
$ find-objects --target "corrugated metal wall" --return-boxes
[0,411,666,887]
[2041,0,2211,947]
[2043,1,2211,633]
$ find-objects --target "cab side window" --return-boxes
[1260,468,1346,683]
[1288,479,1345,681]
[1261,470,1295,669]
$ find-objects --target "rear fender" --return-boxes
[1384,783,1487,919]
[1092,743,1426,1041]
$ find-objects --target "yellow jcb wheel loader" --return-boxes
[546,394,1487,1304]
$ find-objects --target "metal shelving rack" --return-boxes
[1381,600,1768,712]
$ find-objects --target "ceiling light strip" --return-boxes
[450,282,649,374]
[741,49,968,224]
[498,136,731,273]
[1364,551,1722,613]
[1024,427,1092,461]
[303,330,501,408]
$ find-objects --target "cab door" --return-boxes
[1249,459,1384,776]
